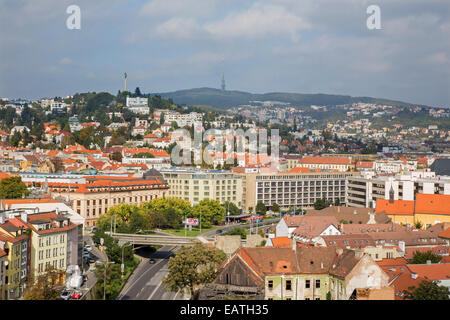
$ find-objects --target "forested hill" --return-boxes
[156,87,428,109]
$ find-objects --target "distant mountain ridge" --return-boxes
[155,87,428,109]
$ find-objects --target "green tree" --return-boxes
[271,203,280,213]
[96,204,151,234]
[222,201,240,216]
[192,199,225,228]
[314,197,329,210]
[162,244,226,299]
[256,201,267,215]
[403,280,450,300]
[414,221,423,229]
[0,176,30,199]
[23,266,65,300]
[225,227,247,239]
[408,251,442,264]
[141,197,193,222]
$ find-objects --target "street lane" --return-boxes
[118,245,186,300]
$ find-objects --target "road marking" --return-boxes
[118,246,174,299]
[147,279,164,300]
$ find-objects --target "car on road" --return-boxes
[84,256,95,264]
[82,252,92,259]
[72,291,82,299]
[149,258,156,264]
[216,229,223,234]
[84,245,92,251]
[60,290,71,300]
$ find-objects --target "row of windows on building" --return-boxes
[38,247,65,260]
[38,234,65,247]
[37,259,65,272]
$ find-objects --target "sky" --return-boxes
[0,0,449,107]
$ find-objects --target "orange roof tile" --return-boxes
[298,156,351,165]
[415,194,450,215]
[439,228,450,239]
[407,263,450,280]
[375,199,415,216]
[271,237,291,248]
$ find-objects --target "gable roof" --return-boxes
[271,237,291,248]
[291,216,339,239]
[407,263,450,281]
[415,194,450,215]
[375,199,415,216]
[306,206,391,224]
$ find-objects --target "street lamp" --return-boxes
[121,242,131,278]
[103,255,115,300]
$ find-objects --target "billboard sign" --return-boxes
[186,218,199,226]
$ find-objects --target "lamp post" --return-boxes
[121,242,131,278]
[103,255,115,300]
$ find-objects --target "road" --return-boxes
[201,218,280,238]
[117,245,189,300]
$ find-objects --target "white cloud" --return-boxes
[59,57,73,65]
[151,2,309,42]
[205,3,310,41]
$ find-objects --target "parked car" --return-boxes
[60,290,71,300]
[84,245,92,251]
[149,258,156,264]
[85,257,95,264]
[72,291,82,299]
[81,274,88,285]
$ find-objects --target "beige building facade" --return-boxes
[160,168,243,207]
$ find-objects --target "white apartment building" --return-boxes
[164,111,203,127]
[234,170,357,211]
[126,97,148,107]
[160,168,243,207]
[346,170,450,208]
[126,97,149,115]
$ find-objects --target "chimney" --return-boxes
[56,207,59,215]
[336,248,343,256]
[411,273,418,279]
[320,262,324,269]
[399,241,405,253]
[353,210,357,215]
[426,260,431,266]
[20,212,28,223]
[291,238,297,251]
[0,211,5,224]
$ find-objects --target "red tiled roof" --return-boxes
[415,194,450,215]
[375,199,415,216]
[298,156,351,165]
[376,257,409,267]
[1,199,60,207]
[439,228,450,239]
[271,237,291,248]
[407,263,450,280]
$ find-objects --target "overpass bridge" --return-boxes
[107,232,204,246]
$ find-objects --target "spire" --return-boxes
[221,73,226,91]
[389,184,394,204]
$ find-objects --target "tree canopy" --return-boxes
[222,201,240,216]
[403,280,450,300]
[0,176,30,199]
[408,250,442,264]
[192,199,226,228]
[162,244,226,299]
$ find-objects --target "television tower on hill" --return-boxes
[124,72,127,92]
[221,72,226,91]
